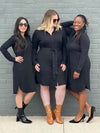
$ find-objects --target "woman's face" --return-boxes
[18,19,28,34]
[52,14,59,28]
[73,16,85,32]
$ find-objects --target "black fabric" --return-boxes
[62,21,90,92]
[32,28,67,86]
[0,35,36,94]
[23,102,28,110]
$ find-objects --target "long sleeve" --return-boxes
[61,21,74,36]
[32,30,39,66]
[75,33,90,73]
[61,29,67,64]
[0,35,15,62]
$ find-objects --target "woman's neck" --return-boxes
[47,27,54,35]
[75,31,79,35]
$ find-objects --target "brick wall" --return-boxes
[0,0,100,116]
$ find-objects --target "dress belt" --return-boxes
[40,47,61,83]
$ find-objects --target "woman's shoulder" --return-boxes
[33,29,44,38]
[32,29,43,41]
[9,35,15,40]
[34,29,43,34]
[59,27,66,34]
[57,27,64,33]
[6,35,15,44]
[80,32,89,39]
[0,35,15,49]
[80,32,90,43]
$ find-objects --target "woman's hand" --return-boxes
[60,64,66,71]
[15,56,24,63]
[35,64,40,72]
[73,71,80,79]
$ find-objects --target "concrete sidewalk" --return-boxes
[0,116,100,133]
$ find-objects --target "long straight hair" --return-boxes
[73,14,89,42]
[14,17,30,53]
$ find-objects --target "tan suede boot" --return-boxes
[53,105,63,124]
[45,105,54,124]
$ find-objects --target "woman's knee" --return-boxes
[79,89,87,96]
[56,84,66,89]
[16,88,24,96]
[40,85,49,90]
[31,91,36,96]
[69,90,72,94]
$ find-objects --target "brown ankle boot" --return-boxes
[53,105,63,124]
[45,105,54,124]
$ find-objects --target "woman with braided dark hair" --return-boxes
[62,14,96,123]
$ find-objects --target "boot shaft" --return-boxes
[45,105,52,114]
[44,105,54,124]
[17,108,24,116]
[56,105,62,113]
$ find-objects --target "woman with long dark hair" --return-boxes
[0,17,36,123]
[32,10,67,124]
[62,14,96,123]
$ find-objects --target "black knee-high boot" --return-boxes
[16,108,32,123]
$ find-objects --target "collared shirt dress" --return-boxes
[62,21,91,92]
[0,35,36,94]
[32,28,67,86]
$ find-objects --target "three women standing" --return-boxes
[0,12,95,124]
[32,10,67,124]
[0,17,36,123]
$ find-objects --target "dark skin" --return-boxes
[69,16,91,122]
[73,71,80,79]
[64,16,95,123]
[73,16,85,80]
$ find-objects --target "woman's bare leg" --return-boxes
[40,85,50,106]
[69,90,91,117]
[24,92,36,105]
[55,85,66,105]
[15,88,24,108]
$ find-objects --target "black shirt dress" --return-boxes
[0,35,36,94]
[62,21,91,92]
[32,28,67,86]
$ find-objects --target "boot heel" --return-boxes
[52,111,56,120]
[16,116,20,122]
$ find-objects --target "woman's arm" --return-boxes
[0,36,15,62]
[32,30,39,66]
[61,21,73,27]
[62,29,67,65]
[75,33,90,73]
[61,21,74,36]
